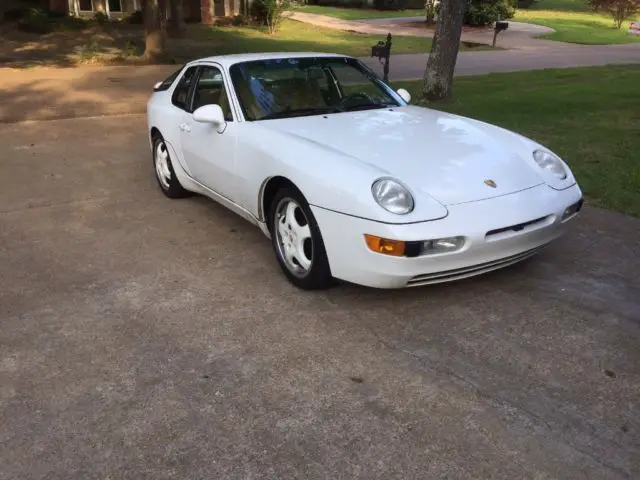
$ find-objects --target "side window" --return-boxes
[171,66,197,111]
[192,66,234,122]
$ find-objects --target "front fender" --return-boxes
[236,127,449,225]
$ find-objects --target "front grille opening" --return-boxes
[485,215,552,241]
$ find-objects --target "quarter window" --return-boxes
[154,65,185,92]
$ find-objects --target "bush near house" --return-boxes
[464,0,517,26]
[16,7,52,33]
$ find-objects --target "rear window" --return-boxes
[153,66,185,92]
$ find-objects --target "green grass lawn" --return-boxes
[516,0,640,44]
[185,19,434,57]
[294,5,425,20]
[392,65,640,217]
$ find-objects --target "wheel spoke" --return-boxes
[161,160,171,180]
[293,244,312,271]
[295,223,311,241]
[283,243,297,265]
[285,201,297,228]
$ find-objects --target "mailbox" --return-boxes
[492,21,509,47]
[370,33,392,82]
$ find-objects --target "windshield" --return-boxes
[228,56,403,121]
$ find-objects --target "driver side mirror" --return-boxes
[193,104,227,133]
[396,88,411,104]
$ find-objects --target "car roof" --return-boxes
[187,52,351,68]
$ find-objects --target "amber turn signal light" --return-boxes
[364,234,406,257]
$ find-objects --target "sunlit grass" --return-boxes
[516,0,640,44]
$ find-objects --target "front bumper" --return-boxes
[311,183,583,288]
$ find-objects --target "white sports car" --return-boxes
[146,52,583,290]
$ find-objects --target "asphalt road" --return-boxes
[381,45,640,81]
[1,115,639,479]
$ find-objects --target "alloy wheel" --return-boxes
[273,197,314,278]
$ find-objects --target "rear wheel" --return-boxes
[152,133,190,199]
[269,187,334,290]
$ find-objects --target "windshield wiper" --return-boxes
[340,101,395,112]
[261,107,340,120]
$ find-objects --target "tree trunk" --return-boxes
[143,0,169,63]
[419,0,465,102]
[168,0,186,37]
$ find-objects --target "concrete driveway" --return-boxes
[1,112,639,479]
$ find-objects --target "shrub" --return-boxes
[3,6,31,22]
[127,9,143,24]
[17,7,53,34]
[93,11,109,24]
[517,0,536,7]
[464,0,516,26]
[57,15,90,30]
[250,0,292,33]
[232,14,247,25]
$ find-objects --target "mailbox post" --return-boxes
[493,21,509,48]
[371,33,392,82]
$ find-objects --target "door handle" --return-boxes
[179,123,191,132]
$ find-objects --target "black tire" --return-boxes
[269,186,334,290]
[151,133,190,199]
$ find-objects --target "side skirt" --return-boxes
[166,142,272,239]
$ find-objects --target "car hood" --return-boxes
[258,106,545,206]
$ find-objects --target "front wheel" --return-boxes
[152,133,190,199]
[269,187,334,290]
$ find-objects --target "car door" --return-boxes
[167,65,198,177]
[179,64,238,203]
